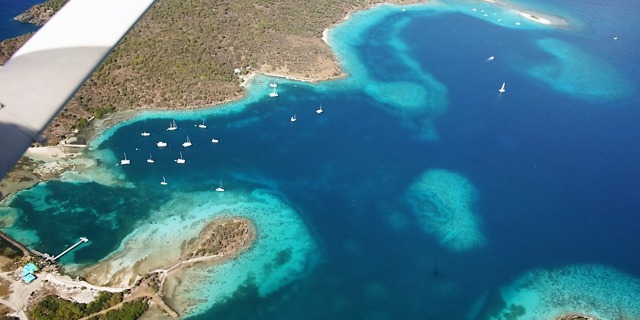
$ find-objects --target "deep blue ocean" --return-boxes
[1,0,640,319]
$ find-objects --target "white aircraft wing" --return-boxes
[0,0,155,180]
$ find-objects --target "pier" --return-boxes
[51,237,89,261]
[0,232,90,262]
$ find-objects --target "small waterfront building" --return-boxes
[23,273,37,284]
[21,262,39,284]
[23,262,38,273]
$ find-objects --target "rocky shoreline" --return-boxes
[14,4,56,26]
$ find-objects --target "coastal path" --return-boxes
[0,230,56,261]
[0,230,38,259]
[45,273,130,293]
[151,253,223,294]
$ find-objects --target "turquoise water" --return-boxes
[2,0,640,319]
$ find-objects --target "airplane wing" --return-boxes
[0,0,156,180]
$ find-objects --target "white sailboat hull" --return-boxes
[498,82,506,93]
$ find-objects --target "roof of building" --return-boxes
[24,262,38,273]
[21,269,31,277]
[23,273,37,284]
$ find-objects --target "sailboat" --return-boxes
[316,105,323,114]
[498,82,506,93]
[290,114,297,122]
[156,141,167,147]
[215,180,225,192]
[269,86,278,98]
[147,154,155,163]
[141,131,151,136]
[182,135,192,147]
[160,176,168,185]
[175,152,186,164]
[120,153,130,165]
[198,120,207,129]
[211,138,219,143]
[167,120,178,131]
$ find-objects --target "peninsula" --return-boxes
[0,217,255,319]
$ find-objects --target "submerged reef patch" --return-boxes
[527,38,634,101]
[364,81,429,110]
[326,5,448,141]
[404,169,486,251]
[487,264,640,320]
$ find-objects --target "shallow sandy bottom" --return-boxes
[72,187,316,318]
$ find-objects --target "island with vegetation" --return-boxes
[146,217,256,299]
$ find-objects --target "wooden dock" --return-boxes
[51,237,88,261]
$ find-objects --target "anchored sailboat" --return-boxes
[182,135,192,147]
[175,152,186,164]
[167,120,178,131]
[498,82,506,93]
[147,154,155,163]
[198,120,207,129]
[160,176,168,185]
[316,105,323,114]
[290,114,297,122]
[269,86,278,98]
[215,180,225,192]
[156,141,167,147]
[120,153,130,165]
